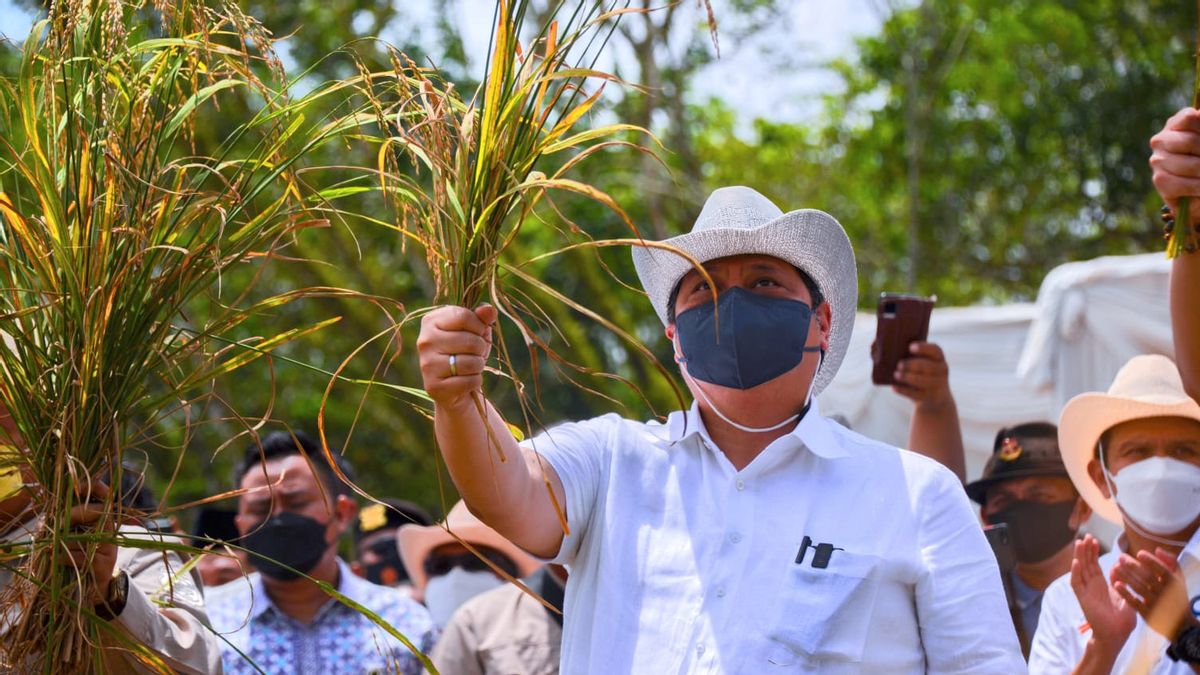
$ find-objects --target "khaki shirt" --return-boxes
[0,519,222,673]
[432,569,563,675]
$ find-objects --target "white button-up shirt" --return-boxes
[530,400,1024,674]
[1029,530,1200,674]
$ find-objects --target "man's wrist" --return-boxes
[1168,621,1200,663]
[93,569,129,621]
[913,396,956,414]
[1085,634,1125,666]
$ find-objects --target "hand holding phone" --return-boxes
[871,293,935,386]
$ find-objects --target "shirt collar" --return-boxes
[665,397,850,460]
[1008,572,1040,610]
[1181,526,1200,566]
[248,557,359,622]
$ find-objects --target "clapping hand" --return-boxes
[1071,535,1136,651]
[1111,547,1198,642]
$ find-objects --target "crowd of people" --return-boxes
[2,111,1200,674]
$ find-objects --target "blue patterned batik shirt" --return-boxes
[207,558,437,675]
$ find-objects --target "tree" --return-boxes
[701,0,1197,305]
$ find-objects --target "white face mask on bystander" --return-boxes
[1104,455,1200,542]
[423,567,504,627]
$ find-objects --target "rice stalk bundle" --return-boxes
[0,0,337,669]
[334,1,714,445]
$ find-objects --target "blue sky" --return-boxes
[0,0,884,123]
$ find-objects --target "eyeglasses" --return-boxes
[423,546,518,579]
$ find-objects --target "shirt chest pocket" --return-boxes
[765,551,882,668]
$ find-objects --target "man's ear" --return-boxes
[1087,458,1111,499]
[1069,495,1092,530]
[664,323,676,341]
[333,494,358,535]
[817,303,833,351]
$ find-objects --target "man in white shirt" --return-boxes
[1028,355,1200,674]
[415,186,1024,673]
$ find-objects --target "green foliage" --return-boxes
[698,0,1197,305]
[3,0,1189,536]
[0,0,347,667]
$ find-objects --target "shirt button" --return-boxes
[730,533,742,544]
[697,644,706,654]
[735,479,745,491]
[716,588,726,598]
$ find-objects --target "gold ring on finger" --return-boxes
[449,354,458,377]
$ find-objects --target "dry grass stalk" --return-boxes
[0,0,342,669]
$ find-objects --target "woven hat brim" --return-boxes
[397,521,542,593]
[630,209,857,395]
[1058,392,1200,525]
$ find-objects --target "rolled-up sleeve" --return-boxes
[112,533,222,674]
[914,468,1027,674]
[524,415,612,566]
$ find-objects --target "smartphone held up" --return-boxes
[871,293,936,386]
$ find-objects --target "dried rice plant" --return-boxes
[331,0,712,452]
[0,0,346,669]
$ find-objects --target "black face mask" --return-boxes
[362,537,408,587]
[989,500,1077,564]
[241,511,330,581]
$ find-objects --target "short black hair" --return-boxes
[665,264,825,324]
[234,430,355,501]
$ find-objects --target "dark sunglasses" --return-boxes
[423,546,519,579]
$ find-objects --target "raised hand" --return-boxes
[1071,535,1136,651]
[1150,107,1200,223]
[1112,547,1198,642]
[892,341,953,408]
[417,305,498,411]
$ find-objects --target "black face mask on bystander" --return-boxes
[988,500,1077,564]
[241,511,329,581]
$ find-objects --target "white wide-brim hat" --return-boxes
[397,500,541,593]
[1058,354,1200,524]
[631,186,857,395]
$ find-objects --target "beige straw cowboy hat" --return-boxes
[397,500,541,593]
[1058,354,1200,524]
[631,186,857,395]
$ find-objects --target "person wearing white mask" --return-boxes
[1028,354,1200,673]
[398,500,541,628]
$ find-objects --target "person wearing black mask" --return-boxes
[205,430,436,674]
[351,497,433,591]
[966,422,1092,657]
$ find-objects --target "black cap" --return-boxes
[965,422,1070,505]
[190,507,239,548]
[354,498,433,543]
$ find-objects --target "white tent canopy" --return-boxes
[819,252,1173,484]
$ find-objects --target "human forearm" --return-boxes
[1070,637,1121,675]
[908,399,966,481]
[420,305,567,557]
[1172,253,1200,403]
[434,397,559,540]
[114,547,222,674]
[894,342,965,481]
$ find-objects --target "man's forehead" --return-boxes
[1106,415,1200,443]
[677,255,799,282]
[700,254,792,270]
[240,454,319,491]
[991,475,1074,494]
